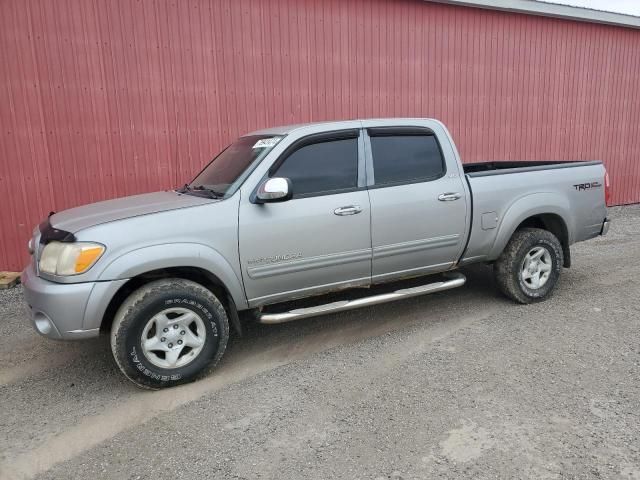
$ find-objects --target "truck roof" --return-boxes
[245,118,437,136]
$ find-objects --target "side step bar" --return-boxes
[257,272,466,324]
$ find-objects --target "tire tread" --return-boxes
[494,227,563,304]
[110,278,229,389]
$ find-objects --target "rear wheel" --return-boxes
[110,278,229,389]
[494,228,563,304]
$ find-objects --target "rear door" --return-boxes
[238,129,372,306]
[364,123,468,282]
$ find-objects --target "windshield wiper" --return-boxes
[192,185,224,198]
[177,184,221,199]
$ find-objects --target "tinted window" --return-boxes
[370,134,444,185]
[274,138,358,196]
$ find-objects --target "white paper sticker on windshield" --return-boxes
[253,137,281,149]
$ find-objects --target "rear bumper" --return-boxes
[21,263,128,340]
[601,218,610,236]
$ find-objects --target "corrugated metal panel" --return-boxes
[1,0,638,270]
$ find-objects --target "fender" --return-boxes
[96,242,248,310]
[487,192,574,261]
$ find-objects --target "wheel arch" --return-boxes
[488,194,573,268]
[100,266,244,336]
[513,213,571,267]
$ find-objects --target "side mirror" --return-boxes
[256,177,293,203]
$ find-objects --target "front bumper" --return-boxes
[21,263,127,340]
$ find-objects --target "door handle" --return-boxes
[334,205,363,216]
[438,192,462,202]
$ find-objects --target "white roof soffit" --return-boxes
[429,0,640,29]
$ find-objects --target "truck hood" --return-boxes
[50,191,217,233]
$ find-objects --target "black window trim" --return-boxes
[364,126,448,189]
[250,129,365,202]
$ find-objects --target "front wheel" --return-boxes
[494,228,564,304]
[110,278,229,389]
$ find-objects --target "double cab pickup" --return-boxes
[22,119,610,388]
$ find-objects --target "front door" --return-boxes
[239,130,372,306]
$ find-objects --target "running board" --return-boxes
[257,272,466,324]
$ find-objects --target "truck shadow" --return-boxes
[2,264,500,392]
[0,264,508,477]
[219,264,500,377]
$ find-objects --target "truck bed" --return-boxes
[460,160,607,265]
[463,160,602,177]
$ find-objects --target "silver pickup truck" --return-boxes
[22,119,610,388]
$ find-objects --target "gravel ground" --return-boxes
[1,205,639,480]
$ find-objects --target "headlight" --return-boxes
[39,241,105,276]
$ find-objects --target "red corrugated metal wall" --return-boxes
[1,0,639,270]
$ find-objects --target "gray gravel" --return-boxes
[1,206,639,480]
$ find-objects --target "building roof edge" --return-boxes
[428,0,640,29]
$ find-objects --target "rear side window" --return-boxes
[369,133,445,185]
[274,137,358,196]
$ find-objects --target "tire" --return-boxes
[494,227,564,304]
[110,278,229,389]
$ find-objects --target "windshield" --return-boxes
[187,134,284,198]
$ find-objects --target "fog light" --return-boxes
[34,312,53,335]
